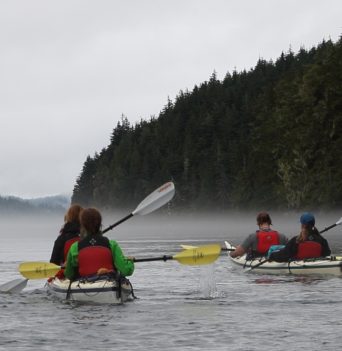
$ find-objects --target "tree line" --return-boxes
[72,37,342,211]
[0,195,68,215]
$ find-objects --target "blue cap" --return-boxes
[300,212,315,226]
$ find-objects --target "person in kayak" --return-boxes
[50,204,83,266]
[64,207,134,280]
[230,212,287,259]
[269,212,331,262]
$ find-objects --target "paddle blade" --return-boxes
[0,278,28,293]
[336,217,342,226]
[19,262,60,279]
[174,244,221,265]
[224,241,235,251]
[132,182,175,216]
[180,244,198,249]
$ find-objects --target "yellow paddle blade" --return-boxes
[180,244,198,250]
[19,261,61,279]
[174,244,221,265]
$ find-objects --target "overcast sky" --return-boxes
[0,0,341,198]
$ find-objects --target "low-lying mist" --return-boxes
[101,210,342,243]
[1,209,341,250]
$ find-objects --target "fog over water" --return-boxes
[1,210,342,350]
[2,210,342,260]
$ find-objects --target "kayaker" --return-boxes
[50,204,83,266]
[269,212,331,262]
[230,212,287,259]
[64,207,134,280]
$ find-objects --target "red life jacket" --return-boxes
[295,241,322,260]
[77,236,115,277]
[256,230,280,254]
[63,237,79,261]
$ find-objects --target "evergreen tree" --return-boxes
[72,37,342,210]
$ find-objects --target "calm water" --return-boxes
[1,211,342,351]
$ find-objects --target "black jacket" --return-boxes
[50,222,80,265]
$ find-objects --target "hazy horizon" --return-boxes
[2,209,341,240]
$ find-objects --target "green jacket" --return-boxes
[64,239,134,280]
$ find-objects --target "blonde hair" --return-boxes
[64,204,83,224]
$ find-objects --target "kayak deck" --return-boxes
[225,241,342,276]
[47,276,134,304]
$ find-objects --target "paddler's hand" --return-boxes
[97,268,112,275]
[126,256,135,261]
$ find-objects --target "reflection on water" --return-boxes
[252,276,326,285]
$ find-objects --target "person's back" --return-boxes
[50,204,83,266]
[64,207,134,280]
[230,212,287,258]
[269,213,331,262]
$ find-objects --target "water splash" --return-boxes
[197,264,218,299]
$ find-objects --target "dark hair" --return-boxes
[79,208,102,236]
[256,212,272,226]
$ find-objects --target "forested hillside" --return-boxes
[72,37,342,210]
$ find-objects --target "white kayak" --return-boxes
[46,276,134,304]
[225,241,342,276]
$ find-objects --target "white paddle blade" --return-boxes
[0,278,28,293]
[225,241,235,251]
[132,182,175,216]
[336,217,342,226]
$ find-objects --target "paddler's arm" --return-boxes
[50,235,65,265]
[320,237,331,256]
[230,233,254,258]
[230,245,246,258]
[110,240,135,276]
[64,242,79,280]
[109,240,135,277]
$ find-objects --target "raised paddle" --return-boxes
[102,181,175,234]
[6,182,175,292]
[245,216,342,272]
[319,216,342,233]
[18,245,222,280]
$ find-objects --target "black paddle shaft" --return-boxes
[320,223,337,234]
[102,213,134,234]
[134,255,173,263]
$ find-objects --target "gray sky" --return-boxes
[0,0,341,198]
